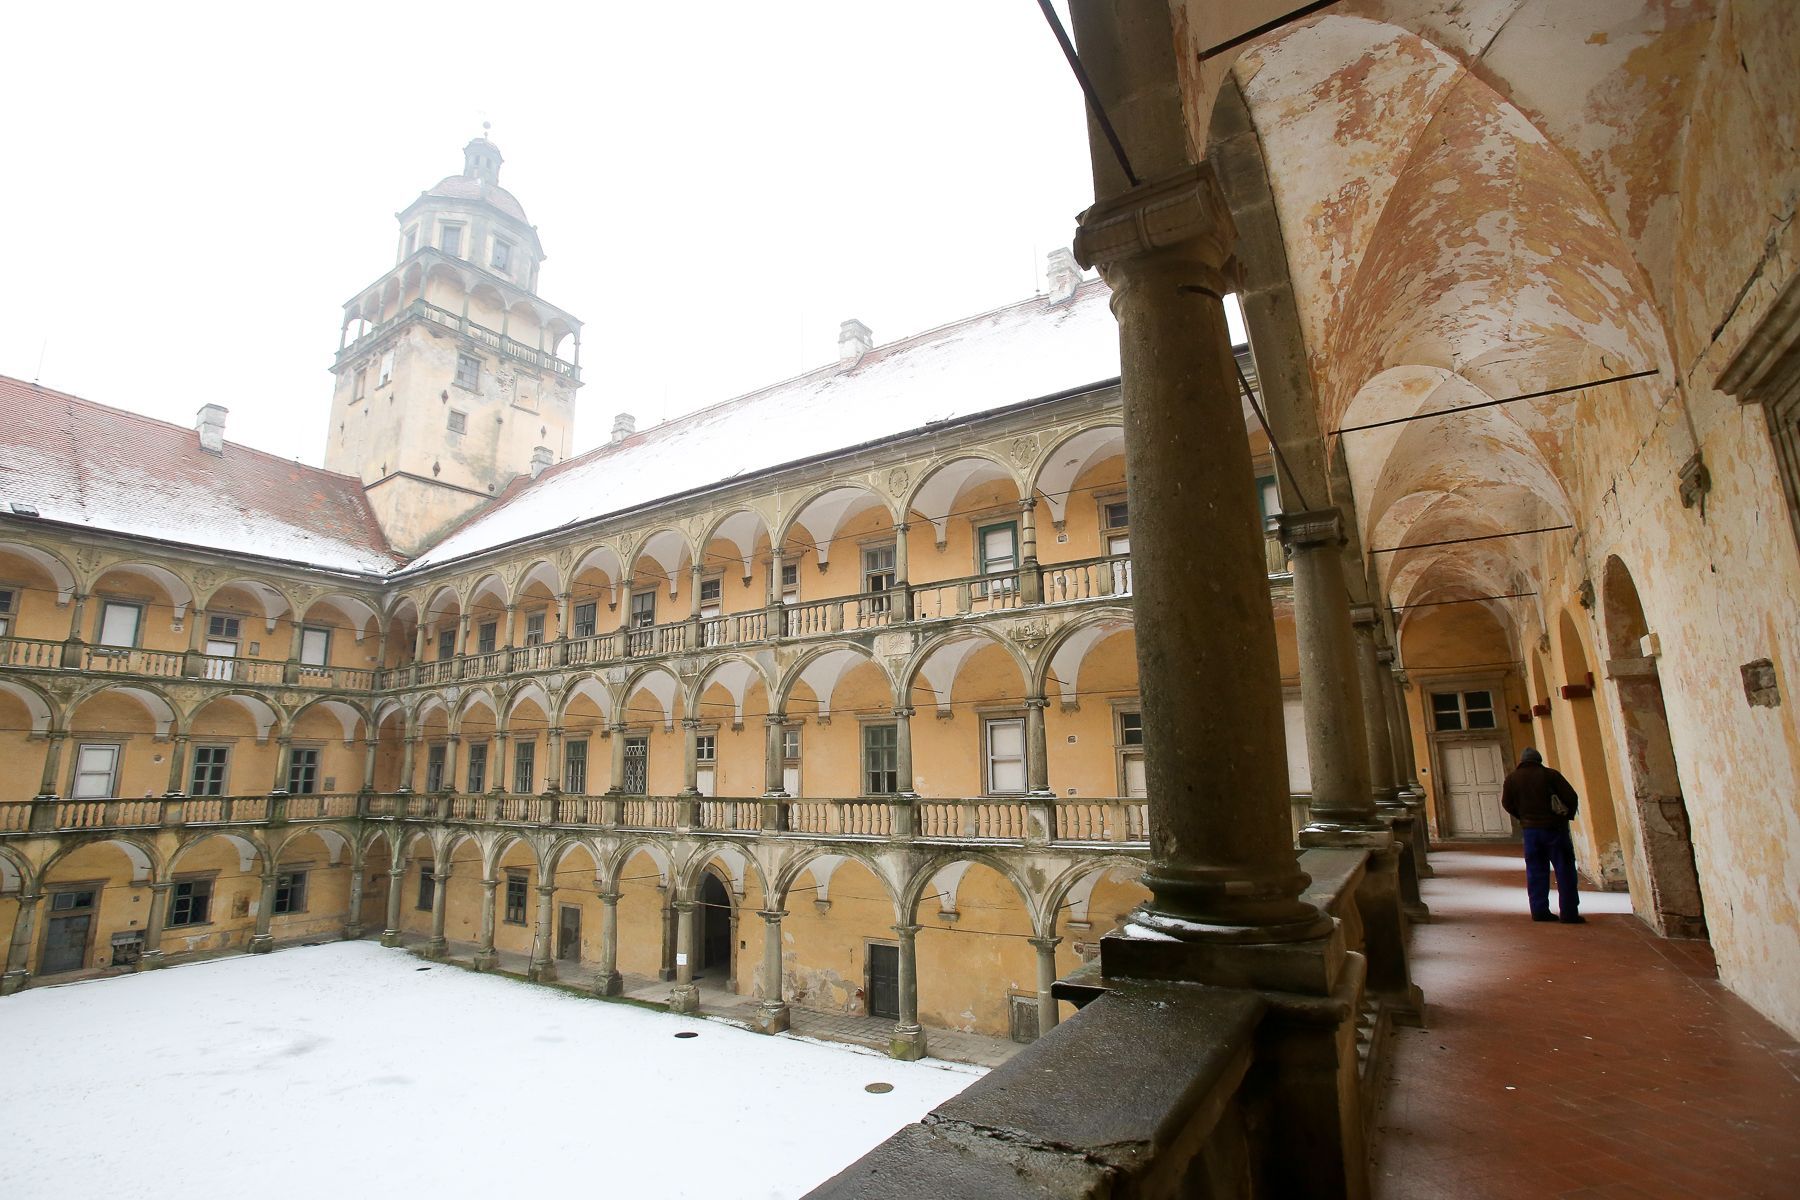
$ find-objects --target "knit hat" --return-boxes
[1520,746,1543,765]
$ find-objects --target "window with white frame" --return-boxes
[863,723,898,795]
[863,544,896,611]
[573,602,598,639]
[781,562,799,603]
[1431,690,1497,732]
[564,739,588,794]
[455,354,480,390]
[1101,499,1131,555]
[699,577,722,616]
[514,741,536,793]
[299,626,330,668]
[977,522,1019,594]
[1118,709,1146,798]
[984,717,1027,794]
[524,611,546,646]
[71,744,120,799]
[629,590,655,629]
[447,408,468,434]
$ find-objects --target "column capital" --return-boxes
[1073,163,1238,284]
[608,722,629,735]
[387,866,405,878]
[1017,496,1038,513]
[681,718,702,731]
[1023,696,1051,711]
[757,909,788,923]
[597,890,621,905]
[891,923,921,940]
[673,899,697,914]
[1027,935,1062,952]
[1275,509,1346,551]
[764,712,788,727]
[481,877,499,891]
[1350,604,1382,628]
[148,881,174,894]
[536,883,555,898]
[1376,646,1397,665]
[890,706,915,720]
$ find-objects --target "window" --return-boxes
[573,602,598,639]
[273,870,307,915]
[863,544,896,611]
[425,744,446,793]
[1118,709,1146,799]
[524,611,546,646]
[190,746,229,796]
[629,590,655,629]
[504,872,528,925]
[466,743,488,793]
[781,563,799,593]
[1431,690,1497,732]
[514,741,536,793]
[984,717,1027,794]
[404,228,417,257]
[622,736,648,795]
[695,734,716,763]
[477,621,498,654]
[298,626,330,668]
[863,723,898,795]
[441,224,463,257]
[492,239,512,272]
[207,614,241,641]
[1102,499,1131,556]
[51,889,96,912]
[352,368,367,401]
[977,522,1019,592]
[169,878,213,927]
[564,739,588,794]
[71,744,120,799]
[437,628,456,660]
[782,729,801,761]
[377,350,394,387]
[455,354,480,390]
[1119,711,1144,747]
[447,408,468,434]
[416,863,436,911]
[699,577,722,615]
[0,585,13,637]
[1103,500,1130,531]
[286,748,319,795]
[97,600,142,648]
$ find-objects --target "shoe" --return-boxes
[1560,915,1586,924]
[1531,913,1557,922]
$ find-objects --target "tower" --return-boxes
[325,134,583,555]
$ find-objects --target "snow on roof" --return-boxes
[0,377,400,574]
[408,279,1122,570]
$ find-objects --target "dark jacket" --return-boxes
[1501,762,1579,829]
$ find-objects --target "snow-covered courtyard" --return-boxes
[0,943,983,1199]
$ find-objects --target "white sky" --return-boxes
[0,1,1111,467]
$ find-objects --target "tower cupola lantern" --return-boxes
[463,125,503,187]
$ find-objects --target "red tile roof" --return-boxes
[0,376,399,574]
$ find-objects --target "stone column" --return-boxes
[397,736,417,793]
[36,732,66,797]
[1018,497,1043,604]
[456,613,471,656]
[1029,935,1062,1035]
[1351,608,1401,809]
[270,736,292,794]
[425,864,449,959]
[556,592,571,641]
[752,909,791,1034]
[529,882,556,981]
[164,734,191,796]
[689,562,705,621]
[1024,696,1052,797]
[442,736,460,794]
[679,718,701,796]
[502,604,518,651]
[668,899,699,1013]
[490,732,510,791]
[182,608,207,677]
[344,864,366,941]
[594,891,624,996]
[474,878,499,970]
[380,866,405,947]
[889,923,926,1061]
[249,871,278,953]
[892,523,914,621]
[1391,669,1433,874]
[60,592,88,667]
[1074,164,1327,950]
[544,727,563,794]
[1,892,41,994]
[763,713,788,796]
[139,882,172,968]
[285,620,305,683]
[412,622,428,664]
[360,735,378,793]
[606,722,628,794]
[893,706,917,798]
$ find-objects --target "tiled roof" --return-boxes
[0,377,400,574]
[407,278,1122,570]
[425,174,528,222]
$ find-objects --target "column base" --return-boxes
[752,1002,791,1035]
[668,983,700,1014]
[1,969,30,995]
[248,934,274,955]
[342,923,364,942]
[889,1023,927,1061]
[528,958,558,983]
[472,949,499,972]
[422,937,448,960]
[1101,919,1347,996]
[379,930,403,948]
[139,950,168,971]
[593,970,624,997]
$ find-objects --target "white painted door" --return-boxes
[1440,741,1511,837]
[782,765,801,796]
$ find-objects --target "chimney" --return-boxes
[530,445,553,479]
[195,404,228,454]
[611,412,637,443]
[1047,248,1082,304]
[838,318,873,368]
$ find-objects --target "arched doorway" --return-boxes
[1602,557,1708,939]
[697,872,732,979]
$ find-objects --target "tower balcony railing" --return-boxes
[336,298,580,382]
[1,790,1151,852]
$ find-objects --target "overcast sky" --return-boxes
[0,1,1121,466]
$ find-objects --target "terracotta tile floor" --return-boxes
[1372,844,1800,1199]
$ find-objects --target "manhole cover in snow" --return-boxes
[864,1083,894,1094]
[674,1031,700,1039]
[415,967,431,972]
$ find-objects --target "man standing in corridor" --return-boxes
[1501,747,1585,924]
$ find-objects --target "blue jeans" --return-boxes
[1523,826,1580,919]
